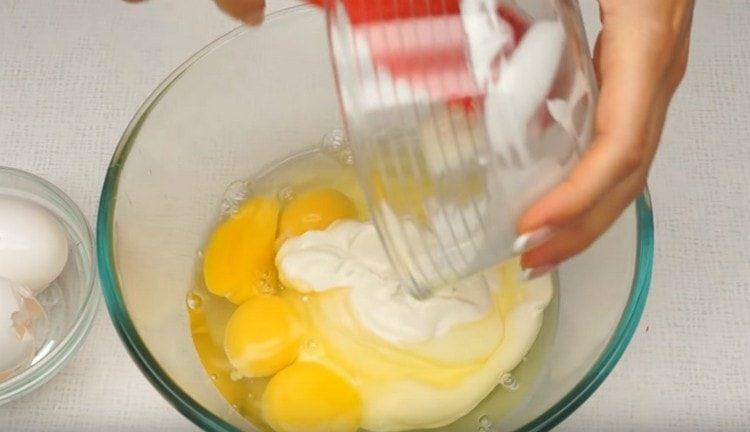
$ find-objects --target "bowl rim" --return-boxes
[0,166,100,405]
[96,5,654,431]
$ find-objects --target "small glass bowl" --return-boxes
[0,167,99,405]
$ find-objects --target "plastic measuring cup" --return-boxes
[325,0,598,297]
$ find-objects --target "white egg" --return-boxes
[0,277,41,380]
[0,196,69,293]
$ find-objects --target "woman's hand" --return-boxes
[515,0,694,278]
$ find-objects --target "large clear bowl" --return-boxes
[97,5,652,432]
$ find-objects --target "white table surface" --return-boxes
[1,0,748,431]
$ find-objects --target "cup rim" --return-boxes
[0,166,100,405]
[96,5,653,431]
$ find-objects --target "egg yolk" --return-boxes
[224,295,302,378]
[203,197,279,304]
[278,188,357,239]
[263,362,362,432]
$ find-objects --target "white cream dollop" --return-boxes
[276,219,554,431]
[276,220,495,344]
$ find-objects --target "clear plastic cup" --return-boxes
[327,0,598,296]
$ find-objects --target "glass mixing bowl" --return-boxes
[98,5,653,432]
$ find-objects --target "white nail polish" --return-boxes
[520,265,556,281]
[512,226,553,254]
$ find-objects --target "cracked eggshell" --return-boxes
[0,277,42,380]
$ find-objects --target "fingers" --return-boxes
[513,2,693,272]
[214,0,265,24]
[520,166,647,269]
[592,34,603,84]
[517,30,662,235]
[519,85,670,270]
[123,0,266,24]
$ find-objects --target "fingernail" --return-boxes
[513,226,554,254]
[520,265,557,281]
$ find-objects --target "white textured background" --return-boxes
[0,0,748,431]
